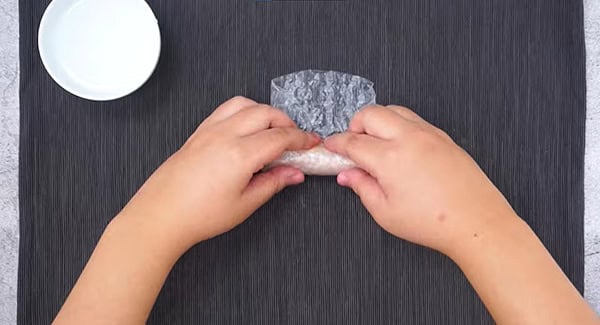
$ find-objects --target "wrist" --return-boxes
[109,211,193,260]
[443,209,528,266]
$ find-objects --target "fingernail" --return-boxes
[286,171,304,185]
[337,173,349,186]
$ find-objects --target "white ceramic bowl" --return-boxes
[38,0,161,101]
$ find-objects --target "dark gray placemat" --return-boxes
[18,0,586,324]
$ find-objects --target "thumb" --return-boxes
[243,166,305,209]
[337,168,386,210]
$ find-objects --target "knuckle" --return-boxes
[405,110,420,120]
[228,96,254,107]
[392,105,412,112]
[237,105,265,121]
[245,105,263,115]
[389,105,419,118]
[348,117,361,130]
[258,104,275,112]
[434,128,452,141]
[360,106,378,119]
[266,106,288,118]
[352,107,371,124]
[252,105,280,119]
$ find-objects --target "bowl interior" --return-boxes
[38,0,161,101]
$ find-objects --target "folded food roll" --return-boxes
[268,70,376,176]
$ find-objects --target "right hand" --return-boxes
[324,105,519,255]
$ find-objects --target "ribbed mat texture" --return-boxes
[19,1,586,324]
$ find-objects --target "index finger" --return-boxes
[242,128,321,171]
[349,105,411,139]
[387,105,425,123]
[323,132,386,177]
[224,105,298,136]
[201,96,257,126]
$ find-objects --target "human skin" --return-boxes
[53,96,320,324]
[54,99,599,324]
[325,105,599,325]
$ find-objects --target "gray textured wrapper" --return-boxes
[268,70,376,175]
[271,70,376,138]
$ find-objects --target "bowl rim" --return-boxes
[38,0,162,101]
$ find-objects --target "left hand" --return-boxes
[118,96,320,250]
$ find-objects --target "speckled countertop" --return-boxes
[0,1,598,324]
[0,0,19,323]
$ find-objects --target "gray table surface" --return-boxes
[0,0,598,323]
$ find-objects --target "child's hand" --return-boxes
[119,96,320,250]
[324,105,516,255]
[60,102,598,325]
